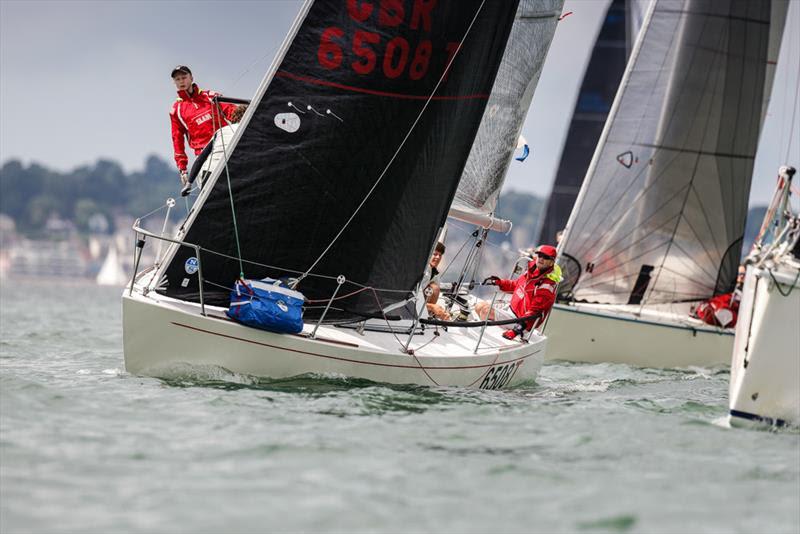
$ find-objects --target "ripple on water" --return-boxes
[577,514,637,532]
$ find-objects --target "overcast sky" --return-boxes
[1,0,798,206]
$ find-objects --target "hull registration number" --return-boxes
[479,361,522,390]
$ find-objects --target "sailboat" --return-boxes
[123,0,563,388]
[729,166,800,428]
[543,0,788,368]
[96,243,128,286]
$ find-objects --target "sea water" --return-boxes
[1,281,798,533]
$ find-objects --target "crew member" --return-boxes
[182,104,248,196]
[692,266,745,328]
[169,65,237,186]
[475,244,562,340]
[425,242,451,321]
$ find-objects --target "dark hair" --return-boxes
[435,242,446,255]
[231,104,248,123]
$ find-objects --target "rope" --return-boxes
[214,101,245,278]
[295,0,488,285]
[138,202,169,221]
[420,312,541,328]
[768,269,800,297]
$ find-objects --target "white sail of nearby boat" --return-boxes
[123,0,564,388]
[544,0,788,367]
[96,243,128,286]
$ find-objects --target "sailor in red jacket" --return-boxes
[475,245,563,340]
[692,266,745,328]
[169,65,237,184]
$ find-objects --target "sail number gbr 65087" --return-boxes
[318,0,458,81]
[479,361,522,390]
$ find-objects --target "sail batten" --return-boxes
[559,0,782,308]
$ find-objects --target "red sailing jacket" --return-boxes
[169,84,237,171]
[496,263,560,330]
[694,291,740,328]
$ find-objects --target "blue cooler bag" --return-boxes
[226,278,305,334]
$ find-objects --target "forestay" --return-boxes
[451,0,562,233]
[157,0,521,320]
[559,0,779,306]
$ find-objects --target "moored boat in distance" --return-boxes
[729,166,800,428]
[123,0,564,388]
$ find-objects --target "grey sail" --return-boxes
[450,0,563,231]
[559,0,778,307]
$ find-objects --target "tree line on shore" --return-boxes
[0,156,177,236]
[0,155,764,254]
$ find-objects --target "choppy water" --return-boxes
[1,281,798,533]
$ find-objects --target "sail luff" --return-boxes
[153,0,315,287]
[557,0,657,256]
[538,0,631,245]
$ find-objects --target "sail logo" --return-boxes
[316,0,454,82]
[616,151,637,169]
[275,113,301,133]
[184,257,199,275]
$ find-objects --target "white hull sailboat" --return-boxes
[123,273,544,388]
[544,303,732,367]
[729,166,800,428]
[122,0,563,388]
[544,0,787,368]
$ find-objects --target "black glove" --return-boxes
[482,275,500,286]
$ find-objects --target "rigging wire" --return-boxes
[295,0,489,286]
[213,101,246,278]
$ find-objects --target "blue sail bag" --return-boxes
[226,278,305,334]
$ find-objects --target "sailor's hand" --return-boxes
[428,303,451,321]
[482,275,500,286]
[179,170,189,185]
[502,325,525,340]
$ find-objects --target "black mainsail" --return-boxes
[159,0,521,319]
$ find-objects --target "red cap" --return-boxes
[535,245,557,259]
